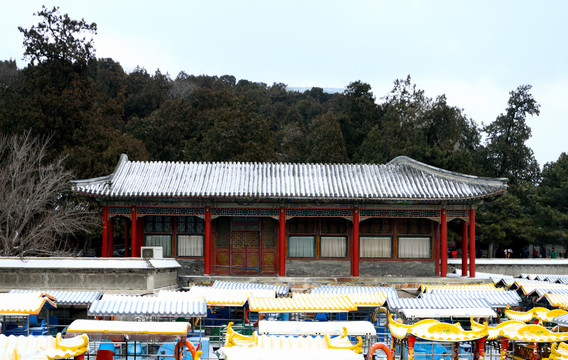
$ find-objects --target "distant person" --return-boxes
[551,248,558,259]
[533,248,538,258]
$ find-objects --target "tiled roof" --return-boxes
[88,294,207,317]
[10,289,102,306]
[72,154,507,201]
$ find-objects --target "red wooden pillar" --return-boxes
[108,217,114,257]
[440,208,448,277]
[469,209,476,278]
[434,223,440,276]
[278,208,286,277]
[137,218,144,256]
[124,219,129,257]
[352,209,360,277]
[461,220,468,276]
[131,207,137,257]
[102,206,109,258]
[204,207,211,275]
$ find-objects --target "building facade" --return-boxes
[73,155,507,278]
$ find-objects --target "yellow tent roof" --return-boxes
[498,323,568,343]
[224,322,362,353]
[541,294,568,311]
[0,293,57,315]
[0,333,88,360]
[421,283,497,293]
[248,293,356,313]
[504,306,568,323]
[66,319,189,338]
[345,292,387,307]
[160,287,276,306]
[471,318,527,340]
[388,315,487,342]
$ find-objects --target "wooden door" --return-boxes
[230,231,261,275]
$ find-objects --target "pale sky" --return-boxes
[1,0,567,167]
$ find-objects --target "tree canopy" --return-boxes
[0,6,563,256]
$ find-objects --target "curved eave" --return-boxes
[72,188,507,203]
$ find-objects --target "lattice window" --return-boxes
[262,218,277,247]
[216,217,231,247]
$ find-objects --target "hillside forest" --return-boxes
[0,7,566,257]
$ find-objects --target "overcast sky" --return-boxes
[1,0,567,167]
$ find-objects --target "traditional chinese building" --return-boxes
[72,154,507,278]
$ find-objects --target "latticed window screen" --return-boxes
[288,236,315,258]
[177,235,204,256]
[262,218,277,247]
[216,217,230,247]
[177,216,204,233]
[145,235,172,257]
[320,236,347,258]
[398,236,431,258]
[144,216,171,233]
[360,236,392,258]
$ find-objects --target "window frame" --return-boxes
[359,235,393,259]
[397,236,432,259]
[287,235,316,258]
[319,235,348,258]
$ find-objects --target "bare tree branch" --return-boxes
[0,132,97,256]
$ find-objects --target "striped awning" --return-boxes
[88,294,207,317]
[73,154,507,202]
[10,289,102,306]
[248,294,356,313]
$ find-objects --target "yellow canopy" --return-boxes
[248,293,356,313]
[541,294,568,311]
[223,322,362,353]
[388,314,488,342]
[0,333,88,360]
[504,306,568,323]
[470,318,527,340]
[0,293,57,315]
[66,319,189,342]
[421,283,498,293]
[497,323,568,343]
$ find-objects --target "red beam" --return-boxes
[469,209,476,277]
[279,208,286,276]
[352,209,360,277]
[440,209,447,277]
[204,207,211,275]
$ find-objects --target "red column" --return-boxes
[469,209,476,278]
[108,217,114,257]
[440,208,448,277]
[278,208,286,277]
[478,337,486,360]
[204,207,211,275]
[434,223,440,276]
[461,220,468,276]
[352,209,360,277]
[124,219,129,257]
[131,207,137,257]
[137,218,144,256]
[102,206,108,258]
